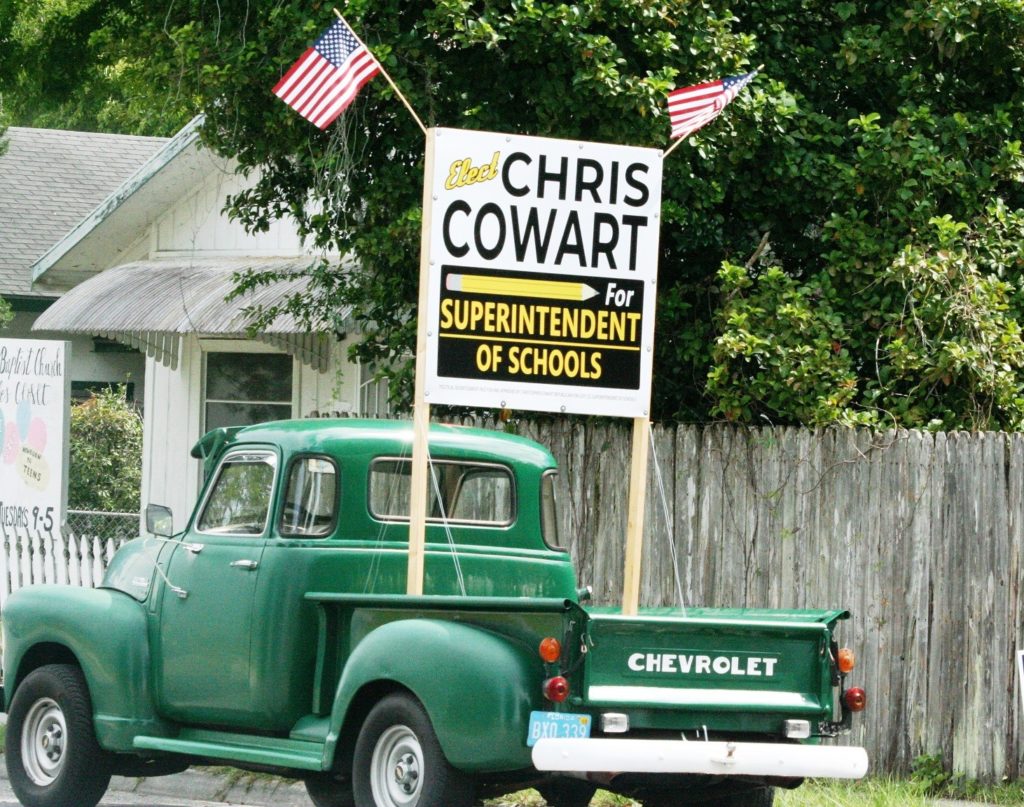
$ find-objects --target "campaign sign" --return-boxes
[0,339,70,537]
[424,128,663,418]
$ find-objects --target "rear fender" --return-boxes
[327,619,539,772]
[2,585,170,750]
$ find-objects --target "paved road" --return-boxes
[0,763,314,807]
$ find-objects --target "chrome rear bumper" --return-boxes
[532,738,869,779]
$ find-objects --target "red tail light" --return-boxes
[843,687,867,712]
[543,676,570,703]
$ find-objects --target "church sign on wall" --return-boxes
[0,338,70,537]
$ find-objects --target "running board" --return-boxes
[134,728,325,771]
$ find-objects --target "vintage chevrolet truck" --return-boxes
[1,419,868,807]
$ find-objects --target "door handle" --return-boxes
[229,559,259,570]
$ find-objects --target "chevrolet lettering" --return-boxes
[628,652,780,678]
[0,420,869,807]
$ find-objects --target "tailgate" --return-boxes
[581,608,844,721]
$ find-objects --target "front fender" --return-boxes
[2,585,170,751]
[328,619,540,772]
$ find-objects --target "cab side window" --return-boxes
[196,450,277,535]
[280,457,338,537]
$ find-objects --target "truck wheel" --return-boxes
[353,693,474,807]
[5,664,113,807]
[305,773,356,807]
[538,777,597,806]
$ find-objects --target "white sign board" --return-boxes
[0,339,70,536]
[423,128,663,418]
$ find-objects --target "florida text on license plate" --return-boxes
[527,711,592,747]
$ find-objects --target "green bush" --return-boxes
[68,387,142,513]
[0,296,12,329]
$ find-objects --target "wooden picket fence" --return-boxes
[0,527,123,607]
[2,422,1024,782]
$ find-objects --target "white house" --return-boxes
[32,117,384,529]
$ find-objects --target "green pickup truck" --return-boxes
[1,419,867,807]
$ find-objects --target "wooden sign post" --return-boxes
[406,133,438,594]
[621,415,650,615]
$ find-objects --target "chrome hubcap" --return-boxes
[370,725,422,806]
[21,698,67,785]
[394,752,419,793]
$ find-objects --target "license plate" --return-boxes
[527,710,592,747]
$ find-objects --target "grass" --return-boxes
[780,776,1024,806]
[484,777,1024,806]
[778,780,938,806]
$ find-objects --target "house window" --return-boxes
[205,352,293,432]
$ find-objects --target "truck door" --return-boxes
[153,447,276,727]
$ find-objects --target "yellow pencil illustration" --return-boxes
[446,273,599,301]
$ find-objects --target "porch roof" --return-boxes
[32,257,344,371]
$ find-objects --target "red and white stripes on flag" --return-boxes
[667,70,758,140]
[273,16,381,129]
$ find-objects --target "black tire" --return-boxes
[306,773,356,807]
[5,664,113,807]
[352,692,475,807]
[538,777,597,806]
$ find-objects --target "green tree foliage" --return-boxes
[0,0,194,134]
[708,2,1024,429]
[68,387,142,512]
[5,1,1024,428]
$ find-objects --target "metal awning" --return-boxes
[32,257,342,371]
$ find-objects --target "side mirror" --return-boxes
[146,504,175,538]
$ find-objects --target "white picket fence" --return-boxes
[0,527,124,609]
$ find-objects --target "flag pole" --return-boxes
[333,8,428,137]
[662,132,690,159]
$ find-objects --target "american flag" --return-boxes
[273,17,381,129]
[667,70,758,140]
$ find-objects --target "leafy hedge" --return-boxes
[68,387,142,513]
